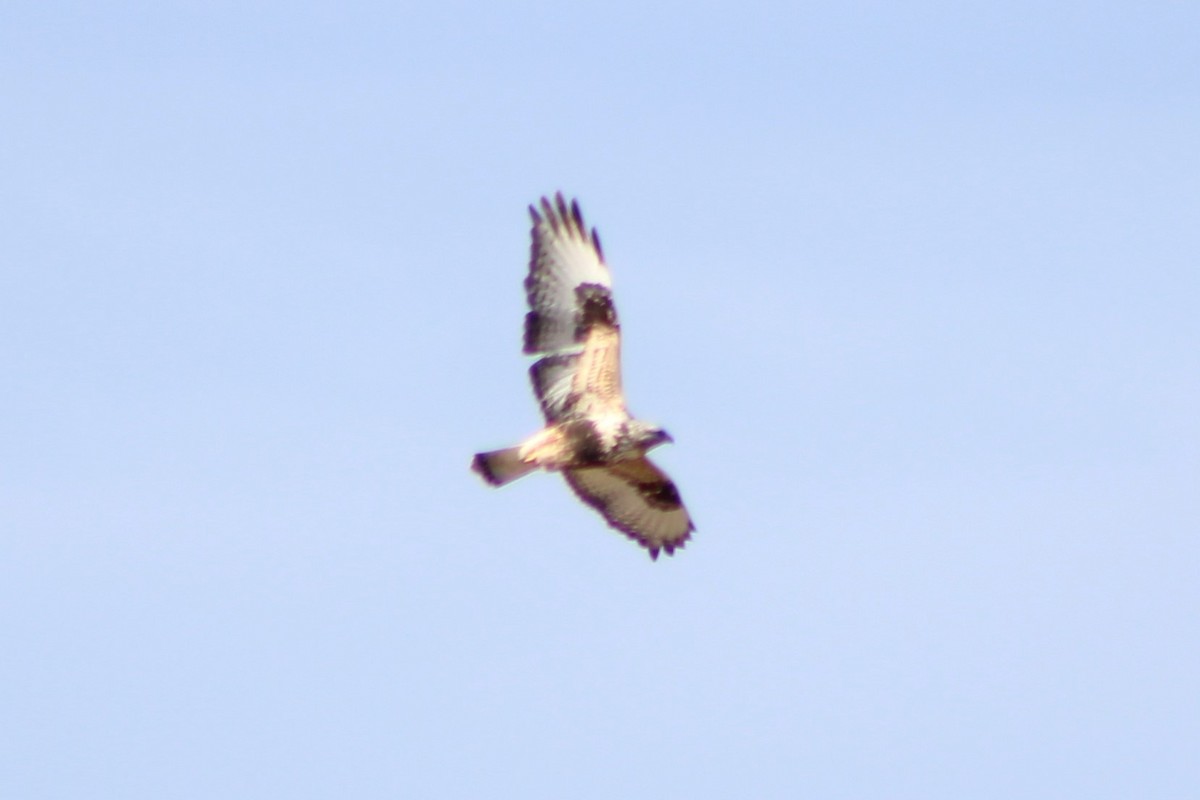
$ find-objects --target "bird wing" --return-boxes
[564,457,694,559]
[525,193,623,421]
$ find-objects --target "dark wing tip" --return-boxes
[539,196,558,232]
[533,193,595,246]
[634,527,692,561]
[647,532,691,561]
[522,310,540,353]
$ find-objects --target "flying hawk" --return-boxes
[472,193,694,559]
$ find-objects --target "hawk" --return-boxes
[472,193,694,559]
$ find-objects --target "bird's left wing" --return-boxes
[564,457,694,559]
[525,194,623,421]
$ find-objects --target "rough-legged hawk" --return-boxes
[472,194,694,559]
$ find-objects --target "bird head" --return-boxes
[628,421,674,450]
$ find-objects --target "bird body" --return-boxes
[472,194,693,559]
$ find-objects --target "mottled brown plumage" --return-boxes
[472,194,693,559]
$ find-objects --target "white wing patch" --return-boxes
[529,353,580,422]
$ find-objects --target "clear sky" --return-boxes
[2,2,1197,798]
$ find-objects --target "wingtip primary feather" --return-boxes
[540,196,558,232]
[532,193,600,251]
[647,536,691,561]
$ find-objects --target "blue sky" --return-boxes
[2,2,1197,797]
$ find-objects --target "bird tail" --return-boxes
[471,447,536,487]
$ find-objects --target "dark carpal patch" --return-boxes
[575,283,618,336]
[636,479,684,510]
